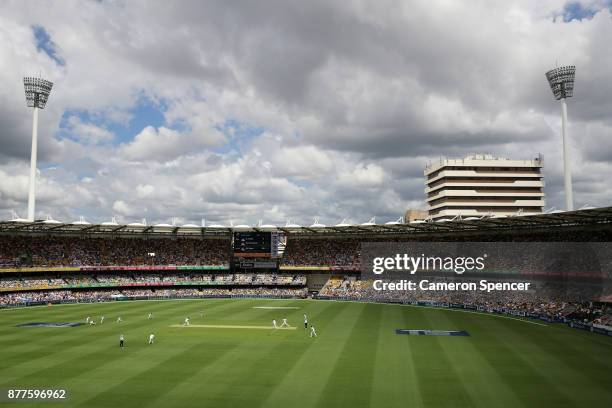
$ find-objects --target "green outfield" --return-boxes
[1,299,611,408]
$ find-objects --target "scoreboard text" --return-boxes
[233,232,272,257]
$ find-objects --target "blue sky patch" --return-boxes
[57,97,169,145]
[108,98,167,144]
[561,1,611,22]
[32,25,65,66]
[214,119,265,155]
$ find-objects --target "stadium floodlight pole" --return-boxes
[545,65,575,211]
[23,76,53,221]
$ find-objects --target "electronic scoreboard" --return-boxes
[233,231,272,257]
[232,231,282,272]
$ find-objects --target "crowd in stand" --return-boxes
[0,273,307,292]
[0,236,229,267]
[2,228,610,270]
[281,239,360,267]
[318,276,612,326]
[1,229,610,323]
[280,227,612,268]
[0,287,308,306]
[0,277,65,289]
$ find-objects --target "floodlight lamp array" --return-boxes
[24,77,54,109]
[545,66,575,100]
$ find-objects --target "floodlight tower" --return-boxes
[23,77,53,221]
[545,65,575,211]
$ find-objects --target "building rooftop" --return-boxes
[425,154,543,174]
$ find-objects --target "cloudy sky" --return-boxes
[1,0,611,226]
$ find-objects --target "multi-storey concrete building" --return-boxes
[424,154,545,220]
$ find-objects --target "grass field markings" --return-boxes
[259,301,356,408]
[229,302,303,324]
[252,306,300,309]
[169,324,297,330]
[427,306,525,408]
[0,299,198,382]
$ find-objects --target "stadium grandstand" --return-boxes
[1,206,611,333]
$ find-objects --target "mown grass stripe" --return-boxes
[169,324,297,329]
[314,303,382,408]
[472,315,584,407]
[76,341,237,407]
[258,301,356,408]
[409,308,476,408]
[369,304,424,407]
[0,299,206,385]
[430,306,525,408]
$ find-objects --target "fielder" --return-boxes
[148,313,153,320]
[85,316,90,324]
[119,334,125,348]
[184,317,190,326]
[272,319,278,329]
[148,333,155,344]
[100,316,105,324]
[117,316,123,323]
[304,314,308,329]
[280,318,289,328]
[310,326,317,338]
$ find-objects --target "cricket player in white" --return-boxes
[117,316,123,323]
[148,313,153,320]
[280,318,289,328]
[85,316,90,324]
[148,334,155,344]
[184,317,190,326]
[119,334,125,348]
[310,326,317,337]
[89,319,96,326]
[304,314,308,329]
[272,319,278,329]
[100,316,105,324]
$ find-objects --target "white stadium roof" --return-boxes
[1,206,611,237]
